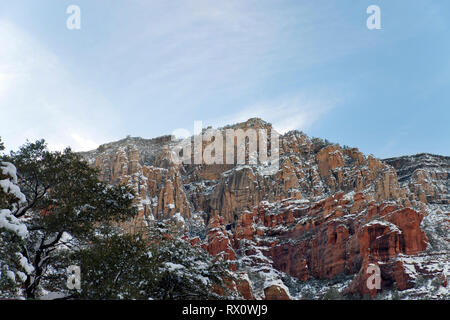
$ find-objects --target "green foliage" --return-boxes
[73,233,159,299]
[74,221,232,300]
[415,275,426,289]
[0,230,27,298]
[431,276,442,292]
[0,152,29,297]
[391,283,401,300]
[322,286,345,300]
[301,289,314,300]
[146,221,232,300]
[1,138,233,300]
[4,140,136,234]
[345,291,362,300]
[1,139,137,298]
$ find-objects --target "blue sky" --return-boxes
[0,0,449,158]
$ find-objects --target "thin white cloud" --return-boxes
[70,133,99,151]
[0,2,359,152]
[209,93,338,134]
[0,20,115,152]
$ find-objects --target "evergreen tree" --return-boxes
[1,139,137,299]
[322,286,345,300]
[147,221,232,300]
[73,233,159,299]
[0,138,30,297]
[76,221,233,300]
[1,138,234,300]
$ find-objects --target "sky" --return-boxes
[0,0,449,158]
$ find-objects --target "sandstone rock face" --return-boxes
[80,118,449,299]
[82,137,192,232]
[384,153,450,207]
[82,120,410,227]
[264,285,290,300]
[316,145,345,179]
[235,274,254,300]
[205,216,236,263]
[225,195,428,295]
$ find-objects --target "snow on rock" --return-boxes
[173,212,185,225]
[364,219,402,234]
[77,119,449,300]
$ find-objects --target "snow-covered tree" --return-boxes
[0,139,31,298]
[1,138,234,300]
[75,221,233,300]
[72,233,159,299]
[145,221,234,299]
[1,139,137,299]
